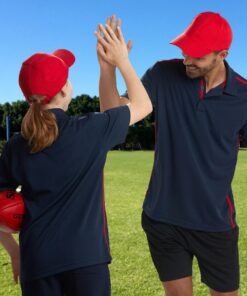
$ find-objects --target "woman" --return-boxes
[0,22,152,296]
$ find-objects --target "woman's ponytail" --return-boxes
[21,96,58,153]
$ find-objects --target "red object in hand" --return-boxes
[0,190,25,233]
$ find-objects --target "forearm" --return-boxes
[99,67,122,111]
[96,23,152,123]
[118,59,152,124]
[0,231,19,257]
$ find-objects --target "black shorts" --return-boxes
[21,264,111,296]
[142,211,239,293]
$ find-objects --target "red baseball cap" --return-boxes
[170,12,233,58]
[19,49,75,104]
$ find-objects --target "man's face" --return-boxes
[182,52,222,79]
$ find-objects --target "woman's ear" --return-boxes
[60,81,69,98]
[60,89,66,98]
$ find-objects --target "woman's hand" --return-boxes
[10,250,20,284]
[95,16,132,68]
[96,15,120,70]
[0,231,20,284]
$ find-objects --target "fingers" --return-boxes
[106,16,111,27]
[116,26,125,43]
[108,15,121,30]
[99,24,116,43]
[127,40,133,52]
[105,24,119,42]
[97,24,101,35]
[98,15,123,42]
[12,265,19,284]
[94,16,129,65]
[116,18,122,28]
[95,30,109,49]
[96,43,108,62]
[105,15,122,38]
[108,15,116,30]
[95,23,119,48]
[14,273,18,284]
[96,43,105,56]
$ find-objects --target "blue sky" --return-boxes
[1,0,247,104]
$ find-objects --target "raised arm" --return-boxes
[96,16,132,111]
[95,23,152,125]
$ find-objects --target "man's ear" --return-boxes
[219,50,228,60]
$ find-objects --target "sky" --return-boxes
[1,0,247,104]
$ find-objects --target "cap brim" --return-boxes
[170,34,212,58]
[52,49,75,67]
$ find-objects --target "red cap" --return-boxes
[170,12,233,58]
[19,49,75,104]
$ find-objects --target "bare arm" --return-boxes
[99,66,126,111]
[97,16,131,111]
[117,58,152,125]
[0,231,20,283]
[95,24,152,125]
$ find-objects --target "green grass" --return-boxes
[0,151,246,295]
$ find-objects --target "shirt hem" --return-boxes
[143,208,237,232]
[21,256,112,283]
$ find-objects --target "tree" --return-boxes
[0,95,155,152]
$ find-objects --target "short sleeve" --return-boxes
[0,142,18,191]
[121,62,160,107]
[90,105,130,151]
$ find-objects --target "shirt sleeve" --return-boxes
[90,105,130,151]
[0,142,18,191]
[121,62,159,107]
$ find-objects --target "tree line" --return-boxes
[1,94,246,153]
[0,94,155,153]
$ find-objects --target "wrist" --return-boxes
[100,63,116,73]
[117,58,132,74]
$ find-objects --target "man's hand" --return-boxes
[96,15,132,70]
[95,22,132,68]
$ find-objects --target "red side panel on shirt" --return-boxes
[235,76,247,85]
[226,195,235,229]
[102,173,110,252]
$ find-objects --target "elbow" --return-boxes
[145,99,153,117]
[148,101,153,114]
[140,99,153,119]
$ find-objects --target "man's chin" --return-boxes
[186,70,200,79]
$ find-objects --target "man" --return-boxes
[97,12,247,296]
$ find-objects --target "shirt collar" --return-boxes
[223,61,239,97]
[49,108,68,122]
[199,61,239,98]
[49,108,67,117]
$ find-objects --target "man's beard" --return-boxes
[185,58,217,79]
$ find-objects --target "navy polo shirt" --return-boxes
[124,59,247,231]
[0,105,130,282]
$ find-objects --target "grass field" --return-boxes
[0,151,246,296]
